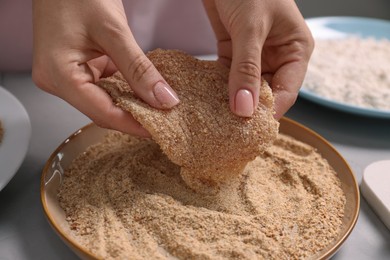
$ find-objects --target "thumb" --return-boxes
[229,32,263,117]
[98,27,179,109]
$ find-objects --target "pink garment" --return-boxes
[0,0,216,72]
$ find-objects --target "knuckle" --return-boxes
[282,90,298,108]
[127,55,154,83]
[33,61,90,98]
[288,93,298,106]
[243,22,261,36]
[236,61,261,80]
[93,115,111,129]
[303,24,315,52]
[92,105,119,130]
[292,40,314,62]
[100,19,129,41]
[32,62,49,91]
[67,70,85,87]
[308,34,315,54]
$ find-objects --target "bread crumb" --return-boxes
[303,37,390,110]
[56,49,347,259]
[58,131,346,260]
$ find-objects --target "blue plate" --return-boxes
[300,17,390,119]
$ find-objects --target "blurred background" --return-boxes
[297,0,390,19]
[0,1,390,260]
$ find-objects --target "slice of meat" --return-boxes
[98,49,279,193]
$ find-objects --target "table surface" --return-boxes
[0,72,389,260]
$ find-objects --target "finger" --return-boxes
[94,25,179,109]
[271,61,308,120]
[202,0,232,68]
[203,0,230,40]
[87,55,118,82]
[61,63,151,137]
[229,29,264,117]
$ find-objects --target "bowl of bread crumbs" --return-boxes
[301,17,390,118]
[41,118,359,260]
[41,50,359,259]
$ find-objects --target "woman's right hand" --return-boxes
[32,0,179,137]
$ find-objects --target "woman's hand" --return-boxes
[32,0,179,137]
[203,0,314,119]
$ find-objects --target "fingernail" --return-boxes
[235,89,254,117]
[153,82,180,108]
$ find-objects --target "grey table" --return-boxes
[0,72,389,259]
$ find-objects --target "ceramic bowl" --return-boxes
[41,117,360,259]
